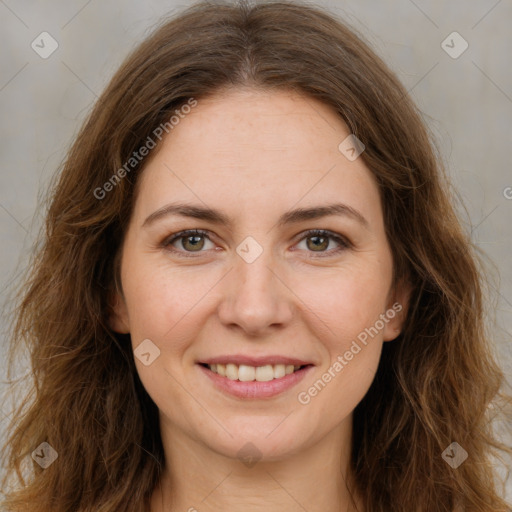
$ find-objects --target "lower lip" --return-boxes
[197,364,314,399]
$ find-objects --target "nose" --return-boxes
[216,246,294,337]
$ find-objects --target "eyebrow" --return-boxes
[142,202,370,230]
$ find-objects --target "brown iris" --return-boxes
[181,234,205,251]
[306,234,329,251]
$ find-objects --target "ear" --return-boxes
[382,278,412,342]
[107,290,130,334]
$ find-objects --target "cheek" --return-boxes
[292,260,392,343]
[121,252,219,341]
[295,284,386,424]
[292,260,391,418]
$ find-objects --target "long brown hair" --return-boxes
[1,1,511,510]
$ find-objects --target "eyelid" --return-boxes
[163,229,214,254]
[294,228,351,249]
[162,228,352,257]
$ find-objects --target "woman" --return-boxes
[1,1,510,511]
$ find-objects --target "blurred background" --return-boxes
[1,0,511,499]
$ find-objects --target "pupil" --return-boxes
[308,235,327,251]
[184,235,204,251]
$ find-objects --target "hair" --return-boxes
[1,1,511,510]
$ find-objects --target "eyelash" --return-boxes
[162,229,351,258]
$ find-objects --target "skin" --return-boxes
[110,87,410,512]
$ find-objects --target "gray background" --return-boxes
[1,0,511,500]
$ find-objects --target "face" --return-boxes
[110,87,408,462]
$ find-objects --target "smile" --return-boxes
[203,363,306,382]
[197,360,314,399]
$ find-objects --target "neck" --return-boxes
[151,415,364,512]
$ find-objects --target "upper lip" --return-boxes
[199,355,314,367]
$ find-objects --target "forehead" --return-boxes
[133,87,382,229]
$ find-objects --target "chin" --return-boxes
[198,419,312,463]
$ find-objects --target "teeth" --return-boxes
[226,363,238,380]
[238,365,255,381]
[274,364,286,378]
[207,363,304,381]
[255,365,274,382]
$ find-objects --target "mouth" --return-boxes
[196,360,314,399]
[199,362,311,382]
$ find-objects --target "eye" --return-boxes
[295,229,351,257]
[162,228,351,258]
[163,229,215,256]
